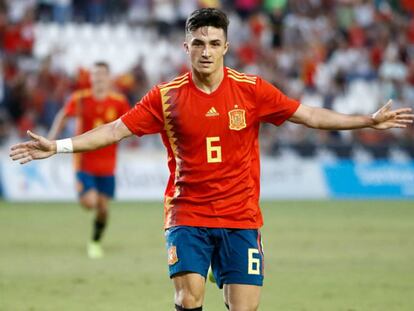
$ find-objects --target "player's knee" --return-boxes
[175,289,203,309]
[96,204,108,216]
[80,200,94,210]
[97,196,109,212]
[79,196,97,210]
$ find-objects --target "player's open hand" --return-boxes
[371,100,414,129]
[9,130,56,164]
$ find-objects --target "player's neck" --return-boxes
[92,88,108,101]
[191,67,224,94]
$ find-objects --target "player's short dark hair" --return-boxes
[185,8,229,38]
[93,61,110,72]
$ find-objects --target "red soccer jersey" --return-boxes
[121,67,300,229]
[64,89,130,175]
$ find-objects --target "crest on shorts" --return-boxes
[168,246,178,265]
[228,105,246,131]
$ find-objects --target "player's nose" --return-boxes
[202,46,211,57]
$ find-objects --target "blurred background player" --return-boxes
[47,61,130,258]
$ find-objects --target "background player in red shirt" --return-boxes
[48,61,130,259]
[10,9,414,311]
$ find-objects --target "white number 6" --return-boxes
[206,136,222,163]
[248,248,260,275]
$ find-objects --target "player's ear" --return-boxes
[223,41,229,56]
[184,42,189,54]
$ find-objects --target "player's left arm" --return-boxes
[289,100,414,130]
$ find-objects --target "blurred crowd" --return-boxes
[1,0,414,159]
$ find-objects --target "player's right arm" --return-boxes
[9,119,133,164]
[48,91,80,140]
[47,108,69,140]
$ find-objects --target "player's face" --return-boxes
[91,65,110,92]
[184,26,229,75]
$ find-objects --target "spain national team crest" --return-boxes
[168,246,178,265]
[228,105,246,131]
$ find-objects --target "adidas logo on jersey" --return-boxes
[205,107,219,117]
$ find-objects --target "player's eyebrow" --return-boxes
[191,38,205,45]
[191,38,223,46]
[209,39,222,45]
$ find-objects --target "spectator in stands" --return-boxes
[2,0,414,159]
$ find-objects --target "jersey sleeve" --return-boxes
[121,86,164,136]
[256,77,300,126]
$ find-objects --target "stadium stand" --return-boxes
[1,0,414,160]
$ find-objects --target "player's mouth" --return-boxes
[200,61,213,66]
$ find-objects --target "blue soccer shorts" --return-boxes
[165,226,264,288]
[76,171,115,198]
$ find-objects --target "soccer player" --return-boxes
[10,8,414,311]
[47,61,130,259]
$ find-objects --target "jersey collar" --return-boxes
[189,67,228,98]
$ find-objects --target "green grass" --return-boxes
[1,201,413,310]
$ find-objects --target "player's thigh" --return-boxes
[211,229,264,289]
[224,284,261,311]
[94,175,114,211]
[165,227,214,305]
[76,172,98,209]
[165,226,213,278]
[95,175,115,200]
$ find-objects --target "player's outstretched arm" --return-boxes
[289,100,414,130]
[10,131,56,164]
[10,118,133,165]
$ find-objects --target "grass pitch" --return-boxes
[1,200,413,310]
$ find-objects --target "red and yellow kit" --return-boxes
[121,67,300,229]
[64,90,130,175]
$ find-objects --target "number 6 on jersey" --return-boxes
[206,137,222,163]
